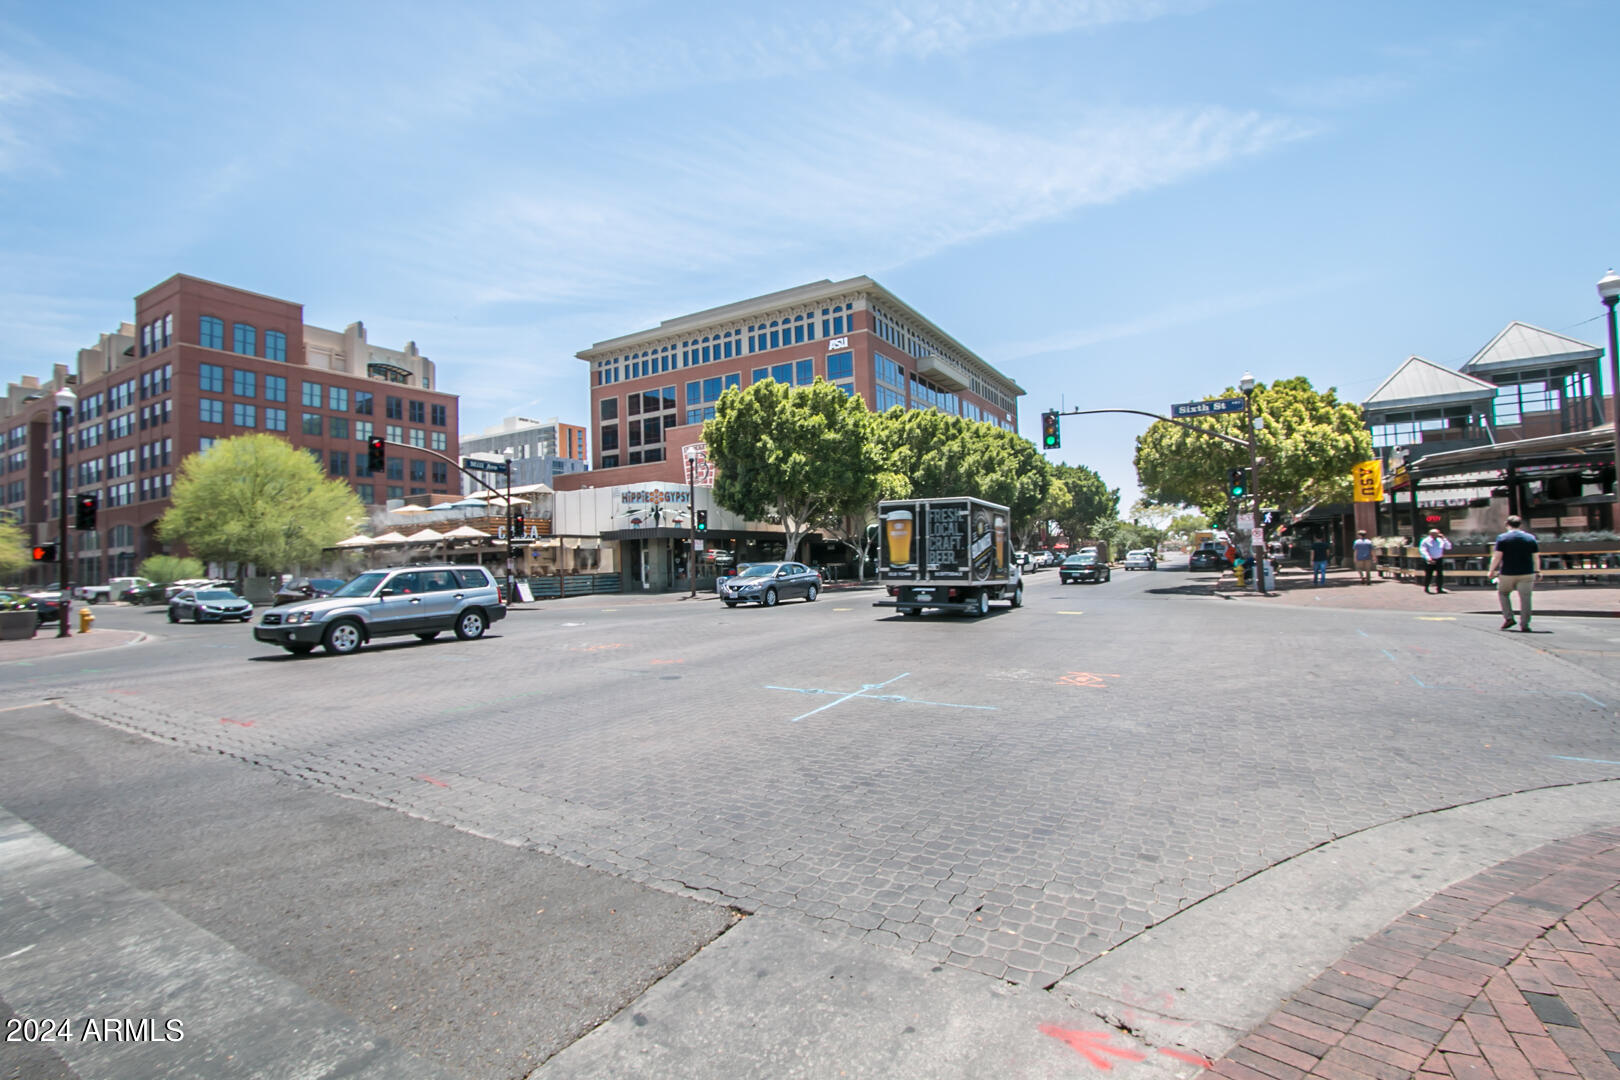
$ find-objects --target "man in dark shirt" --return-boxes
[1309,536,1331,585]
[1488,514,1541,631]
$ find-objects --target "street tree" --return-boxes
[0,513,27,578]
[704,379,881,562]
[1134,376,1371,520]
[137,555,205,584]
[1047,463,1119,547]
[871,408,1053,537]
[158,434,365,580]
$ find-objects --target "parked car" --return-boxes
[1059,553,1110,584]
[1124,549,1157,571]
[272,577,347,606]
[1039,551,1062,568]
[717,562,822,607]
[169,587,254,623]
[253,564,506,656]
[1189,548,1224,571]
[123,581,172,605]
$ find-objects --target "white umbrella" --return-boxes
[393,504,430,514]
[372,531,410,543]
[406,528,445,541]
[443,525,490,538]
[335,535,378,548]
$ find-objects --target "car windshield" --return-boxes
[196,590,237,600]
[738,564,780,578]
[330,572,386,598]
[1065,555,1095,566]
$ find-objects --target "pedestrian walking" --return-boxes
[1420,528,1451,593]
[1488,514,1541,631]
[1352,530,1375,584]
[1310,535,1331,585]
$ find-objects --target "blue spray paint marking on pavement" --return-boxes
[1409,672,1605,707]
[1357,629,1370,638]
[1381,649,1398,662]
[765,672,997,723]
[1551,755,1620,767]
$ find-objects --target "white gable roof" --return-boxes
[1462,321,1602,373]
[1363,355,1497,411]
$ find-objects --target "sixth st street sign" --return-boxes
[1171,397,1247,418]
[462,458,509,474]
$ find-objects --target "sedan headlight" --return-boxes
[283,611,316,625]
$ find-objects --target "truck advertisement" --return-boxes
[874,497,1021,617]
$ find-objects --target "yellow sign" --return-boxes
[1352,460,1384,503]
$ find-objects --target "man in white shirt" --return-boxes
[1419,528,1451,594]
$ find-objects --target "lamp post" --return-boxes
[1601,270,1620,517]
[54,385,76,637]
[1239,372,1263,593]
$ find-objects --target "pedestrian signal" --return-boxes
[32,543,57,562]
[1041,410,1061,450]
[366,437,386,472]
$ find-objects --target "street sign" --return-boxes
[1235,513,1254,531]
[1171,397,1247,418]
[463,457,509,474]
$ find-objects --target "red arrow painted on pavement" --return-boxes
[1039,1024,1146,1069]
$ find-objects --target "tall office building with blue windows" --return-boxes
[569,276,1023,487]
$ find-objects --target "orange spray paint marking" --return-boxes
[650,659,685,665]
[1058,672,1120,688]
[417,775,449,788]
[219,717,254,727]
[1038,1025,1145,1069]
[1157,1047,1214,1067]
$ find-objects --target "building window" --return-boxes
[431,461,447,484]
[385,424,403,443]
[430,403,446,426]
[430,431,446,451]
[302,413,323,436]
[199,363,224,393]
[355,420,373,442]
[328,386,348,412]
[299,381,320,407]
[601,426,618,451]
[601,397,617,420]
[233,403,256,427]
[264,374,287,402]
[409,400,424,423]
[387,485,403,500]
[386,457,403,480]
[601,454,619,468]
[771,363,791,383]
[264,330,287,362]
[233,369,256,397]
[141,323,151,357]
[355,391,374,415]
[329,451,348,477]
[199,316,224,349]
[330,416,349,440]
[410,460,426,482]
[356,483,374,504]
[232,323,257,356]
[408,428,425,448]
[385,395,403,419]
[264,407,287,431]
[827,352,854,381]
[200,398,223,424]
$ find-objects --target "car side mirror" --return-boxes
[379,587,397,597]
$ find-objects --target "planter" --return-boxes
[0,610,37,641]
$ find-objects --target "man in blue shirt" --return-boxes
[1488,514,1541,631]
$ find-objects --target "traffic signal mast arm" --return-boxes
[1047,408,1249,449]
[371,439,513,502]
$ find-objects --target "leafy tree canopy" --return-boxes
[704,379,882,560]
[0,514,27,578]
[870,408,1052,534]
[137,554,205,583]
[1134,377,1371,520]
[1047,463,1119,546]
[158,434,364,577]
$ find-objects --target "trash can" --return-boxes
[1262,559,1276,593]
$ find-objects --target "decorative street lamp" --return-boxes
[54,385,76,638]
[1600,269,1620,513]
[1239,371,1263,593]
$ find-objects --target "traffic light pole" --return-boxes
[688,469,697,599]
[56,401,72,638]
[1243,392,1263,593]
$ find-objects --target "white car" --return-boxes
[1124,549,1157,571]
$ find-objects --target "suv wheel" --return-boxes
[167,607,179,623]
[324,620,364,655]
[455,609,487,640]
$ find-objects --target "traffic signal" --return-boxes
[32,542,56,562]
[512,510,525,534]
[1041,410,1061,450]
[1227,467,1250,498]
[696,509,708,532]
[366,437,386,472]
[75,493,97,531]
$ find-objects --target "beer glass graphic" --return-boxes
[885,510,913,566]
[993,515,1007,569]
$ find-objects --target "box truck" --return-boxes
[873,496,1022,617]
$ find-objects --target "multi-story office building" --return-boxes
[567,276,1023,488]
[457,416,588,493]
[1,274,460,584]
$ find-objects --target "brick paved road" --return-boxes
[10,563,1620,993]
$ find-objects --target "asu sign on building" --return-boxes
[1352,460,1384,502]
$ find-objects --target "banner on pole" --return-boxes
[1352,460,1384,502]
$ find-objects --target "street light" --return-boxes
[54,385,76,638]
[1239,371,1263,593]
[1601,269,1620,514]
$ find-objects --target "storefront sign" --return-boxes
[1352,460,1384,502]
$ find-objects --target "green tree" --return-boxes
[704,379,882,562]
[0,513,27,579]
[158,434,364,579]
[1048,463,1119,547]
[137,554,206,584]
[870,408,1053,537]
[1134,377,1371,520]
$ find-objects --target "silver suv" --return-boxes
[253,565,506,656]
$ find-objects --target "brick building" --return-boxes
[1,275,460,586]
[564,276,1023,489]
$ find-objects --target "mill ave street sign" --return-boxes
[1171,397,1247,418]
[462,457,509,474]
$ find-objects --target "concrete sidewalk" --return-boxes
[0,628,146,663]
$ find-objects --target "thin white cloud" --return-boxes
[0,24,121,177]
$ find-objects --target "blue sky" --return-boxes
[3,0,1616,509]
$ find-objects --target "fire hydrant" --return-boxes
[78,605,94,634]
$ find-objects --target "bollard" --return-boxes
[78,606,94,633]
[1262,559,1276,593]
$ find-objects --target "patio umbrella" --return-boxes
[443,525,490,538]
[334,535,378,547]
[446,498,488,508]
[393,504,430,514]
[371,531,410,543]
[406,528,444,541]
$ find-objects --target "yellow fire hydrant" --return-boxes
[78,605,94,634]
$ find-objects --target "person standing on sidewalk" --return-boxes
[1309,535,1331,585]
[1352,530,1375,585]
[1488,515,1541,631]
[1420,528,1451,593]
